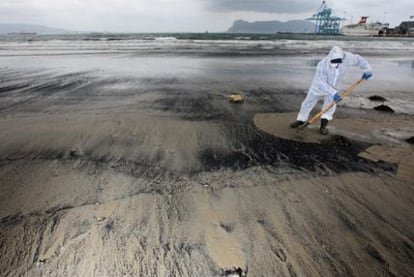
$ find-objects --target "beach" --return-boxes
[1,34,414,276]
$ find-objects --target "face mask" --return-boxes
[329,58,342,69]
[330,62,340,69]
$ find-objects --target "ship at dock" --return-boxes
[341,16,388,36]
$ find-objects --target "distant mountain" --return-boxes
[0,24,69,34]
[227,19,316,33]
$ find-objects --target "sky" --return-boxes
[0,0,412,32]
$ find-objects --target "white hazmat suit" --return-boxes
[296,46,372,122]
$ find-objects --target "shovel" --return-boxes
[297,78,364,131]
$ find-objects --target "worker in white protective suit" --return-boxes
[290,46,373,135]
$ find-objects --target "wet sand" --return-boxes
[1,59,414,276]
[254,111,414,183]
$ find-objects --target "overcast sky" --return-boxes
[0,0,412,32]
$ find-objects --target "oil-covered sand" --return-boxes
[1,53,414,276]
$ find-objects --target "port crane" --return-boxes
[307,1,344,34]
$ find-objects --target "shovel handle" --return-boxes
[305,78,364,126]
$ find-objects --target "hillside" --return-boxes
[0,24,68,34]
[227,19,315,33]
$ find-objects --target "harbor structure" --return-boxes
[307,1,344,34]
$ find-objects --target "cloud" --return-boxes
[334,0,413,26]
[0,0,412,32]
[205,0,316,14]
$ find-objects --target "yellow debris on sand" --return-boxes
[228,93,244,103]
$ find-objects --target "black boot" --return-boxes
[290,120,304,128]
[320,119,329,135]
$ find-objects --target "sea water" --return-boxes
[1,33,413,114]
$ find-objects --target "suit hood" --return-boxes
[327,46,344,61]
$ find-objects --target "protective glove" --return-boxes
[362,71,373,80]
[333,92,342,102]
